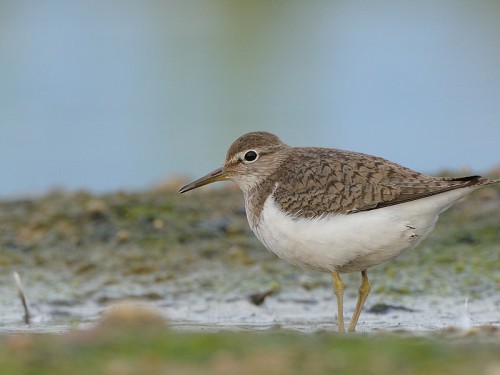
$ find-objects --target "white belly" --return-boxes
[249,187,477,273]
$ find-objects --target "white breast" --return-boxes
[248,187,478,273]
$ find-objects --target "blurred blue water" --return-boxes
[1,1,499,197]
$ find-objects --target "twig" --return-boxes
[13,272,31,325]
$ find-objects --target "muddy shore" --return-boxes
[0,179,499,334]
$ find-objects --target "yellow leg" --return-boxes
[348,270,371,333]
[332,271,346,333]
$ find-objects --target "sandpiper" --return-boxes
[179,131,499,332]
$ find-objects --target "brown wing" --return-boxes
[365,175,487,211]
[272,147,486,218]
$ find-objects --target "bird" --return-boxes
[179,131,499,333]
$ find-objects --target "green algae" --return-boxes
[0,313,499,375]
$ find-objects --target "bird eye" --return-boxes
[243,150,258,163]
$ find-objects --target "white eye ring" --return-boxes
[243,150,258,163]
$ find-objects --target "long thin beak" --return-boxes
[179,167,229,193]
